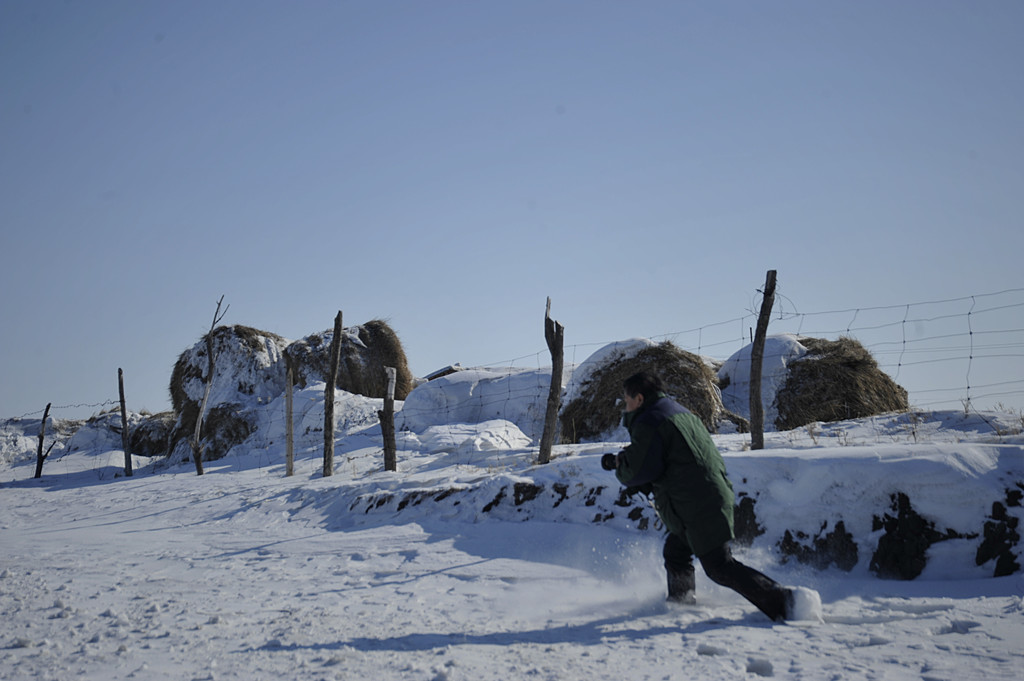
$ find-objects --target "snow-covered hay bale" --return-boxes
[165,403,254,463]
[170,325,290,414]
[168,325,289,460]
[193,404,253,460]
[129,411,176,457]
[283,319,413,400]
[65,411,131,453]
[774,336,909,431]
[718,334,810,429]
[559,340,734,443]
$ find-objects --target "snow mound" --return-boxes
[399,367,554,441]
[407,419,533,454]
[718,334,808,427]
[786,586,824,623]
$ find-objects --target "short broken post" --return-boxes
[538,297,564,464]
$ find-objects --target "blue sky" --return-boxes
[2,0,1022,419]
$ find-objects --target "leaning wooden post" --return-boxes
[538,297,565,464]
[379,367,397,472]
[33,403,52,479]
[118,368,133,477]
[285,365,294,477]
[191,295,228,476]
[750,270,777,450]
[191,320,215,476]
[323,311,342,477]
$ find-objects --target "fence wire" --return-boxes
[10,287,1024,479]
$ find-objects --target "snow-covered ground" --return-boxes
[3,335,1024,681]
[3,401,1022,680]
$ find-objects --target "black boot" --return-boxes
[663,533,697,604]
[666,567,696,605]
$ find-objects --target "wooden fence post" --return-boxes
[538,297,564,464]
[33,403,52,479]
[118,368,133,477]
[285,365,294,477]
[750,270,777,450]
[380,367,397,471]
[191,295,228,476]
[324,311,342,477]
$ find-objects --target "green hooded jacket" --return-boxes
[615,393,735,557]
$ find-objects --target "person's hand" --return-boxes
[624,483,653,497]
[601,453,618,471]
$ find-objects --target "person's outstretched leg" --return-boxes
[698,543,789,621]
[663,533,696,604]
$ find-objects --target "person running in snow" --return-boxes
[601,371,796,622]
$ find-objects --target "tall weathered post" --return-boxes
[285,365,294,477]
[118,368,133,477]
[33,403,52,479]
[323,311,342,477]
[750,270,777,450]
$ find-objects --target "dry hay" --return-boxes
[129,411,176,457]
[193,404,253,461]
[773,336,908,431]
[559,341,733,444]
[166,403,253,462]
[283,319,414,400]
[164,319,413,460]
[168,324,287,460]
[169,325,288,413]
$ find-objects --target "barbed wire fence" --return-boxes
[411,285,1024,416]
[12,400,122,420]
[5,287,1023,480]
[720,286,1024,412]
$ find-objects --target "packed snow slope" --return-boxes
[3,381,1024,681]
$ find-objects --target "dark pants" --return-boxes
[663,532,788,621]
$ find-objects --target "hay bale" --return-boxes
[196,404,253,461]
[773,336,908,431]
[559,340,734,444]
[168,325,289,460]
[166,403,254,462]
[717,334,809,427]
[283,319,414,400]
[129,411,176,457]
[169,325,290,413]
[165,319,413,460]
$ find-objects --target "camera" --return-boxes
[601,453,618,471]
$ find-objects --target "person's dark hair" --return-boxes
[623,371,664,404]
